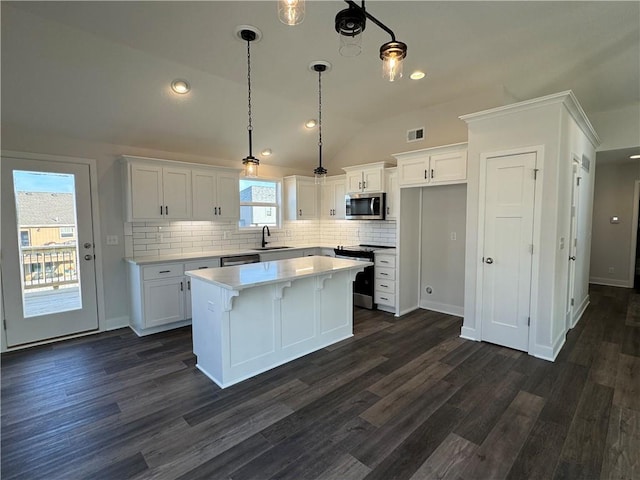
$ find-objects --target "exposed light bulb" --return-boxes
[410,71,426,80]
[380,41,407,82]
[278,0,304,26]
[305,119,317,129]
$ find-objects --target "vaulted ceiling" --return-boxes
[2,1,639,173]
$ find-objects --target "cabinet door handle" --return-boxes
[214,206,218,215]
[380,272,389,276]
[165,206,168,215]
[160,205,163,215]
[431,169,434,179]
[159,270,170,274]
[380,296,389,301]
[299,209,302,216]
[387,206,390,215]
[180,281,184,291]
[218,206,222,215]
[424,170,427,179]
[380,284,389,288]
[363,181,366,189]
[359,181,362,190]
[188,280,191,290]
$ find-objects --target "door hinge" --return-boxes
[533,168,539,180]
[577,177,582,186]
[571,298,575,306]
[527,317,531,326]
[529,244,534,254]
[3,319,6,330]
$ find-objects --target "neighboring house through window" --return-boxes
[239,178,281,228]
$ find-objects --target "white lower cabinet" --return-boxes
[374,252,397,313]
[128,258,220,336]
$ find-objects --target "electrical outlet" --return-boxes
[450,232,456,241]
[223,231,231,240]
[286,230,292,237]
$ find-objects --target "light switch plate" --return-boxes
[106,235,119,246]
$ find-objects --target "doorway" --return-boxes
[478,151,537,352]
[1,156,100,347]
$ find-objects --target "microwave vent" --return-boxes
[407,127,425,143]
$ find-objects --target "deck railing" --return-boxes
[21,245,79,290]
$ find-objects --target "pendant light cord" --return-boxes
[318,69,322,169]
[246,38,254,157]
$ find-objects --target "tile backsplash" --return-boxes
[125,219,396,257]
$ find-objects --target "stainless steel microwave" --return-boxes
[345,192,386,220]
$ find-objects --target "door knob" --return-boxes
[84,254,93,261]
[485,257,494,264]
[569,256,576,261]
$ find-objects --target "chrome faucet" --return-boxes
[261,225,271,248]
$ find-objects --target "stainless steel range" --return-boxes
[334,244,394,309]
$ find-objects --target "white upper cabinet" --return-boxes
[192,169,240,222]
[385,168,399,220]
[394,143,467,188]
[320,176,346,219]
[126,162,191,221]
[122,155,240,223]
[342,162,391,193]
[284,176,318,220]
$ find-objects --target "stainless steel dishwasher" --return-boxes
[219,254,261,267]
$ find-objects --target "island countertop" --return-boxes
[186,255,370,291]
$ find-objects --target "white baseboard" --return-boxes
[398,305,420,317]
[460,326,479,341]
[532,331,565,362]
[419,299,464,318]
[572,295,589,329]
[129,319,192,337]
[589,277,631,288]
[105,315,129,331]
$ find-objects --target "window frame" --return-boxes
[238,176,282,231]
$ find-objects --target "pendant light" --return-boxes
[236,25,262,177]
[310,61,331,184]
[335,1,407,81]
[278,0,304,26]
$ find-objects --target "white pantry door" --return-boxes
[480,152,537,352]
[1,157,99,347]
[565,161,581,329]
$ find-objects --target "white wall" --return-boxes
[590,159,640,286]
[462,93,598,360]
[420,184,466,316]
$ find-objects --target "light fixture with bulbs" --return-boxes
[235,25,263,177]
[171,79,190,94]
[278,0,304,26]
[310,61,331,184]
[334,1,407,82]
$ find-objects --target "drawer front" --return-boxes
[375,255,396,268]
[143,264,184,280]
[375,291,396,306]
[375,266,396,281]
[375,280,395,294]
[184,259,220,271]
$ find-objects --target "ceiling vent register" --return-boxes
[407,127,425,143]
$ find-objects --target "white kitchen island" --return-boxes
[186,255,370,388]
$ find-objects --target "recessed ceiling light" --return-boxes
[410,71,425,80]
[171,79,190,94]
[631,154,640,159]
[261,148,272,156]
[305,119,317,128]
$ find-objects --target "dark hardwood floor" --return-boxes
[2,284,639,479]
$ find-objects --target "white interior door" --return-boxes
[479,152,537,352]
[1,157,99,346]
[566,161,581,329]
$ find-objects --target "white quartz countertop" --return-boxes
[186,255,371,291]
[123,244,337,265]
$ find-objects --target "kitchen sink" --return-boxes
[254,246,293,250]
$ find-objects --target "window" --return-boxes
[239,178,281,228]
[60,226,74,238]
[20,230,30,247]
